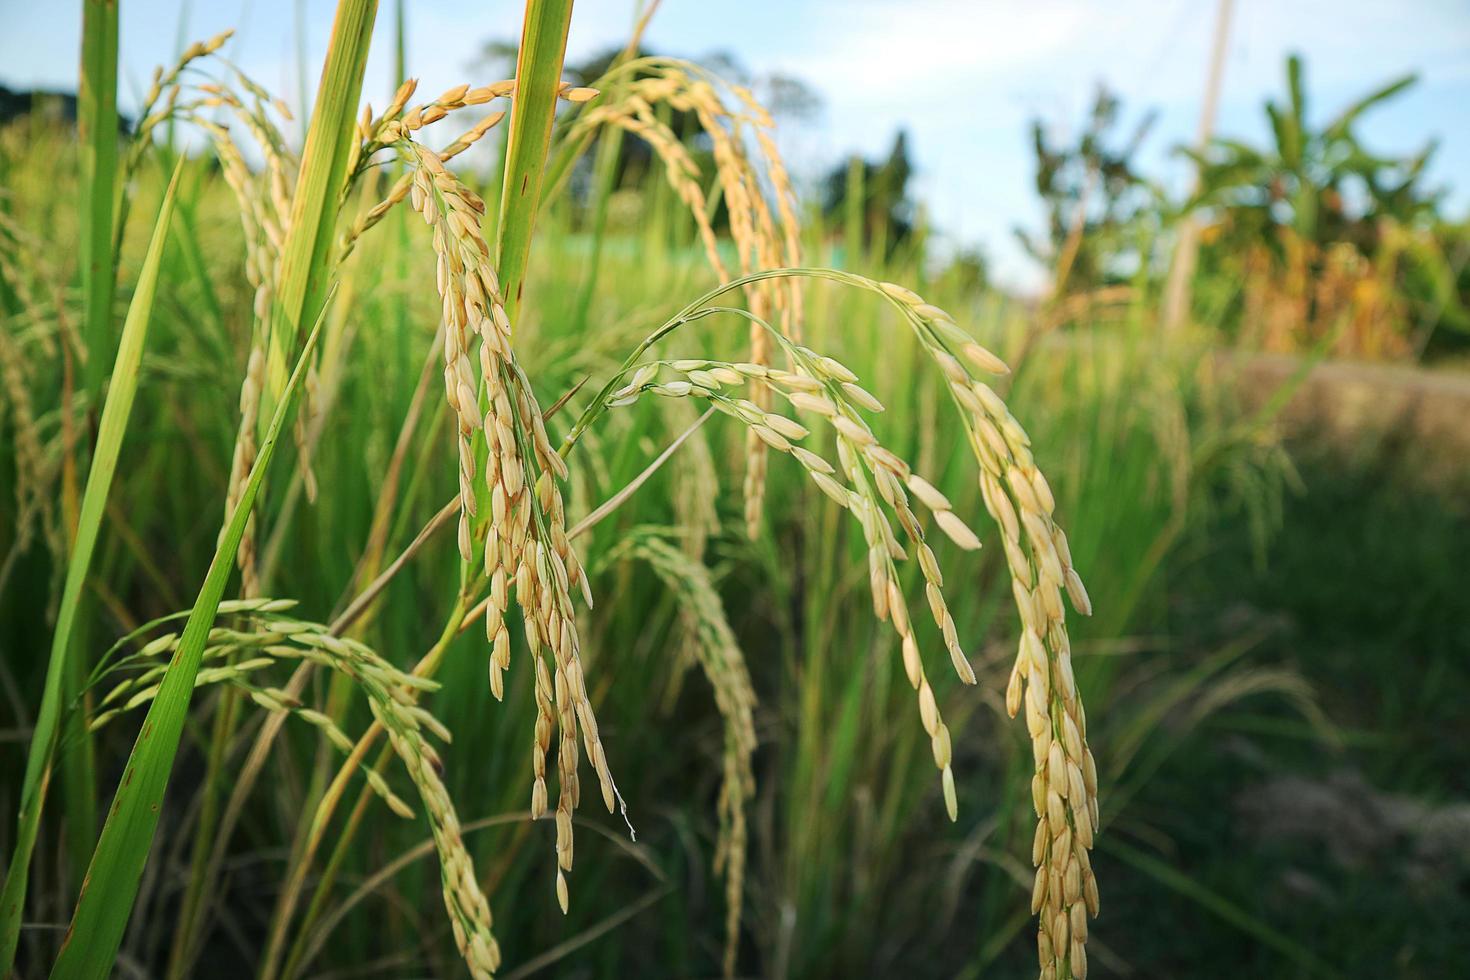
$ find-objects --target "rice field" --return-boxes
[1,2,1466,978]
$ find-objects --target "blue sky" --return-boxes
[3,0,1467,288]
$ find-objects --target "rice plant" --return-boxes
[0,2,1321,978]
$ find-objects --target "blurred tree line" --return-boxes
[1187,55,1467,358]
[481,39,1468,359]
[1016,88,1161,295]
[1022,56,1468,359]
[7,30,1464,360]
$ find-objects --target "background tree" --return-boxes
[1188,54,1467,354]
[1016,86,1160,296]
[821,130,918,262]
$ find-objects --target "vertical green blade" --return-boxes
[0,161,183,977]
[65,0,122,890]
[263,0,378,404]
[49,299,331,980]
[78,0,120,399]
[495,0,575,320]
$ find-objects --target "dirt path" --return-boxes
[1228,352,1470,483]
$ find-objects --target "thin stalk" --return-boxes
[333,498,460,633]
[570,1,654,325]
[844,155,863,266]
[164,659,243,980]
[1161,0,1234,336]
[259,280,361,587]
[390,0,412,382]
[284,744,393,979]
[393,0,407,93]
[294,0,311,140]
[330,328,444,627]
[572,114,626,327]
[78,0,120,401]
[873,153,892,263]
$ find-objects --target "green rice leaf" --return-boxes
[48,292,332,980]
[495,0,574,320]
[78,0,120,398]
[263,0,378,403]
[0,162,183,977]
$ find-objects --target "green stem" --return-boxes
[63,0,122,897]
[79,0,120,402]
[572,112,626,328]
[278,741,392,980]
[844,154,864,267]
[164,680,243,980]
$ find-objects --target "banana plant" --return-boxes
[1184,53,1466,344]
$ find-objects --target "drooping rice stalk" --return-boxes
[270,3,1099,970]
[86,601,503,978]
[553,59,805,540]
[560,266,1100,977]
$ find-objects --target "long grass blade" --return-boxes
[264,0,378,404]
[48,297,331,980]
[0,163,183,976]
[78,0,120,399]
[495,0,575,319]
[64,0,124,896]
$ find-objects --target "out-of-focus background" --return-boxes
[6,0,1470,293]
[2,1,1468,978]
